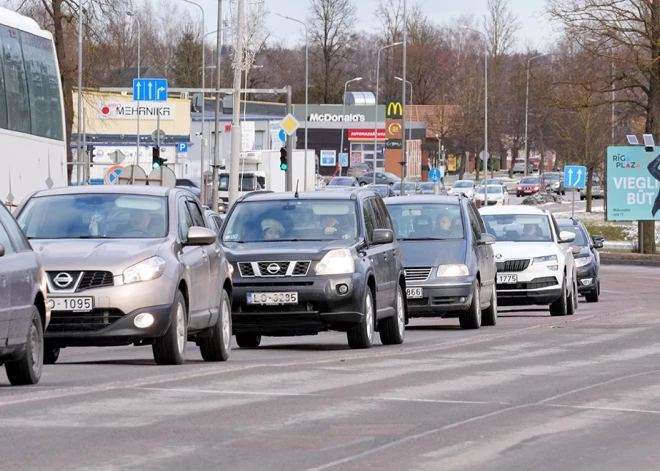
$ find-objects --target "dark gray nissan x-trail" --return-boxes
[220,190,407,349]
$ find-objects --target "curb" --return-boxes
[599,253,660,267]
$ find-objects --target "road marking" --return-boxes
[548,404,660,416]
[378,396,508,406]
[136,387,320,398]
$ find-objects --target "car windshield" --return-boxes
[387,203,464,240]
[393,183,416,191]
[221,199,359,243]
[453,181,472,188]
[420,183,436,191]
[17,194,168,239]
[520,177,539,184]
[384,172,399,180]
[478,186,503,194]
[328,177,354,186]
[218,174,265,191]
[369,185,389,197]
[481,214,553,242]
[558,224,588,246]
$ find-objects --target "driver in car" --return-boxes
[522,223,543,240]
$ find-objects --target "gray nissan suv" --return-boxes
[14,186,233,365]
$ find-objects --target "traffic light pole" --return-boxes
[285,85,294,192]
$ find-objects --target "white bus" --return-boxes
[0,7,67,208]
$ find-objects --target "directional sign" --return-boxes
[428,168,442,183]
[108,149,125,164]
[105,165,123,185]
[151,129,166,142]
[177,142,189,153]
[564,165,586,188]
[278,129,286,143]
[133,78,168,101]
[280,113,300,136]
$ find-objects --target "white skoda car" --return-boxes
[478,206,578,316]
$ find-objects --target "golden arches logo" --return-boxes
[387,101,403,117]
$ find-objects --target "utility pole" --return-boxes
[401,0,407,187]
[285,86,294,191]
[228,0,244,206]
[211,0,223,211]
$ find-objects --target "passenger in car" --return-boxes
[261,219,285,240]
[321,214,340,236]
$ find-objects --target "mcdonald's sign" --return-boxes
[386,101,403,119]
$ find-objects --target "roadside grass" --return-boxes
[582,223,628,241]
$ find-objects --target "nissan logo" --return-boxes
[53,272,74,288]
[267,263,281,275]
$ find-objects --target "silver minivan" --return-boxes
[0,204,50,385]
[15,186,232,366]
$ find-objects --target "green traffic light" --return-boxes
[280,163,287,171]
[153,162,160,169]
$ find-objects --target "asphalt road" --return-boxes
[2,265,659,471]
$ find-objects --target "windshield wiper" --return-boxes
[270,238,327,242]
[401,237,448,241]
[76,235,115,239]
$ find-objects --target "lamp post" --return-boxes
[211,0,224,211]
[401,0,407,188]
[126,11,141,168]
[373,42,402,184]
[339,77,362,176]
[524,54,547,177]
[76,0,85,184]
[276,14,308,189]
[394,76,412,141]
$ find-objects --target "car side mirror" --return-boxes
[372,229,394,245]
[478,233,496,245]
[592,235,604,249]
[559,231,576,243]
[185,226,218,246]
[0,243,4,257]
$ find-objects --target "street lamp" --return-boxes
[373,41,402,184]
[524,53,548,177]
[394,76,412,141]
[276,14,309,189]
[339,77,362,176]
[126,11,141,167]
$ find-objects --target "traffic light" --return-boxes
[152,146,165,168]
[279,147,288,171]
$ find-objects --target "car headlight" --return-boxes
[437,264,469,277]
[532,254,558,264]
[123,256,166,284]
[575,255,593,267]
[315,249,355,275]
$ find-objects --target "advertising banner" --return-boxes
[607,146,660,221]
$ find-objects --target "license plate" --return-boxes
[524,188,532,193]
[406,287,423,299]
[52,297,94,312]
[497,274,518,284]
[247,292,298,305]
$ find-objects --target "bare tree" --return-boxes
[308,0,357,103]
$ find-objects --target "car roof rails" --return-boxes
[239,190,274,202]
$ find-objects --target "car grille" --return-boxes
[47,309,124,332]
[238,261,311,277]
[47,271,114,293]
[496,277,558,291]
[496,259,530,272]
[405,267,432,282]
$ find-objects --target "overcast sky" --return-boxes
[195,0,556,51]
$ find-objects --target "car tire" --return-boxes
[359,181,367,187]
[580,194,585,201]
[236,333,261,348]
[5,306,43,386]
[585,281,599,303]
[43,343,60,365]
[152,290,187,365]
[550,277,568,316]
[379,284,405,345]
[567,276,578,315]
[199,289,232,362]
[482,287,498,326]
[347,286,375,349]
[459,281,482,329]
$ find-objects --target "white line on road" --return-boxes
[136,387,320,398]
[548,404,660,416]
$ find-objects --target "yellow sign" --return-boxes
[448,155,456,172]
[386,101,403,119]
[280,113,300,136]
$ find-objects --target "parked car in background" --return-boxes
[358,171,399,187]
[0,204,50,386]
[500,177,520,194]
[479,206,579,317]
[15,186,233,366]
[512,159,526,174]
[347,163,372,179]
[579,176,605,200]
[367,184,396,198]
[385,196,497,329]
[448,180,477,199]
[557,218,603,302]
[392,182,420,196]
[516,176,541,197]
[541,172,565,195]
[474,184,510,206]
[220,190,406,349]
[418,182,447,195]
[326,176,359,189]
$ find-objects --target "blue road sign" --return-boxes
[278,129,286,142]
[428,168,442,183]
[564,165,587,189]
[339,153,349,167]
[177,142,188,153]
[133,78,168,101]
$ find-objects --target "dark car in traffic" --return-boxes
[516,176,541,197]
[385,195,497,329]
[557,218,603,302]
[326,176,359,188]
[347,163,372,179]
[220,190,406,349]
[0,204,50,386]
[541,172,565,195]
[367,184,396,198]
[418,182,447,195]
